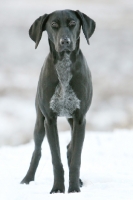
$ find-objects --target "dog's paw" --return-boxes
[50,189,64,194]
[50,184,65,194]
[20,176,34,184]
[68,186,80,193]
[79,178,83,187]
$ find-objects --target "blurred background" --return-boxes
[0,0,133,146]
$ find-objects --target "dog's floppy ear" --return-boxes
[76,10,96,44]
[29,14,49,49]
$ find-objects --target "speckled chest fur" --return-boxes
[50,53,80,118]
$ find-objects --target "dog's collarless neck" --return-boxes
[50,52,80,117]
[55,52,72,86]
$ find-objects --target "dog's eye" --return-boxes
[51,22,59,28]
[69,20,76,26]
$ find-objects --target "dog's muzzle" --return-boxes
[60,37,71,47]
[58,37,72,52]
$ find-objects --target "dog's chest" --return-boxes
[50,54,80,118]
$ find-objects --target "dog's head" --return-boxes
[29,10,96,52]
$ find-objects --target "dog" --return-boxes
[21,9,96,193]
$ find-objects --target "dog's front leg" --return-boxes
[45,117,65,193]
[68,117,86,193]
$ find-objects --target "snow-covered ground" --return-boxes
[1,130,133,200]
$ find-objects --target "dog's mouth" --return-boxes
[56,46,74,53]
[54,39,75,52]
[59,49,72,53]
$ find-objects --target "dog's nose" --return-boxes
[60,37,71,46]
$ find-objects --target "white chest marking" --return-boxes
[50,53,80,118]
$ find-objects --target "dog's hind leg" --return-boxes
[21,106,45,184]
[67,118,83,189]
[67,118,73,167]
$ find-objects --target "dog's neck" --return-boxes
[48,39,80,91]
[55,53,72,89]
[49,49,81,117]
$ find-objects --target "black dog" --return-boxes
[21,9,96,193]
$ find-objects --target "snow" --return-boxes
[1,130,133,200]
